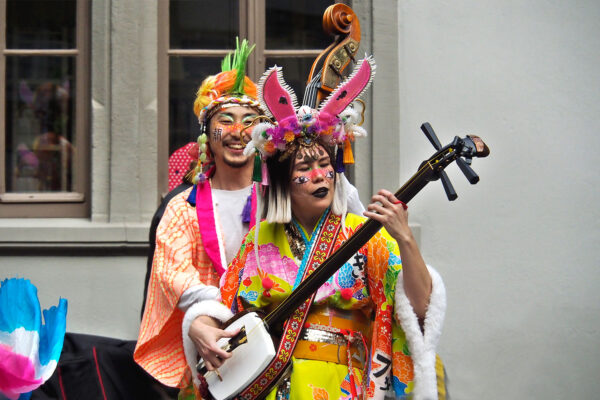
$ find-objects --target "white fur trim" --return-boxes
[178,285,219,311]
[182,300,234,387]
[257,65,299,119]
[394,265,446,400]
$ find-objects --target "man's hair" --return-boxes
[193,72,258,119]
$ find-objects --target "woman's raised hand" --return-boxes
[363,189,412,244]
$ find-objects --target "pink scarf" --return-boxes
[195,170,257,276]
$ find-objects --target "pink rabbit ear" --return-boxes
[319,56,376,117]
[258,66,298,121]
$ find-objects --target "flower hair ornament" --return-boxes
[243,55,375,223]
[189,37,262,184]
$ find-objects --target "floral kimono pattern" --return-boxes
[221,213,423,399]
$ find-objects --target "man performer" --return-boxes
[134,39,364,396]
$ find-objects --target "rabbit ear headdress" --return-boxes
[244,55,375,171]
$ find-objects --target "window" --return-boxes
[159,0,339,194]
[0,0,89,217]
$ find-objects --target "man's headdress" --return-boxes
[191,38,261,184]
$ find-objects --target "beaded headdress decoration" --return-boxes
[191,38,261,184]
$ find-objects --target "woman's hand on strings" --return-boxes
[363,189,412,243]
[189,315,239,370]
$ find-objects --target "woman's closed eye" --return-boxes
[293,175,310,184]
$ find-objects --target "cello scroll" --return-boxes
[306,3,361,106]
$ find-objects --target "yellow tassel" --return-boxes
[343,139,354,164]
[436,354,447,400]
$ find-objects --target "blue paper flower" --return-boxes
[0,278,67,400]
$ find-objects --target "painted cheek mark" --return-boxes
[292,168,334,184]
[232,123,245,132]
[216,123,245,134]
[212,127,223,141]
[307,168,334,180]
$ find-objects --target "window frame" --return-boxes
[157,0,345,196]
[0,0,90,218]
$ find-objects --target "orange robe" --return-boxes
[134,187,220,387]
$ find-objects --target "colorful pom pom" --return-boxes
[340,288,353,301]
[261,277,274,291]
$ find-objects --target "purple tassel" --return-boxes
[242,193,252,223]
[335,146,345,173]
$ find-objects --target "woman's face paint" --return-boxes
[290,144,335,222]
[292,167,335,184]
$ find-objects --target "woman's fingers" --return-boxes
[364,189,409,239]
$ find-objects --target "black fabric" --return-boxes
[32,184,194,399]
[31,333,178,400]
[141,182,193,318]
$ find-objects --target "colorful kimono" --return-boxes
[221,212,446,400]
[135,182,256,388]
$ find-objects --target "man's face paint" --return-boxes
[212,127,223,141]
[292,167,335,184]
[212,114,258,142]
[207,105,260,169]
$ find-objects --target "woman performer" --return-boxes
[187,57,446,400]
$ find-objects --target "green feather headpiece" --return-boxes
[221,37,256,96]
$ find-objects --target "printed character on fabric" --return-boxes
[221,213,418,399]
